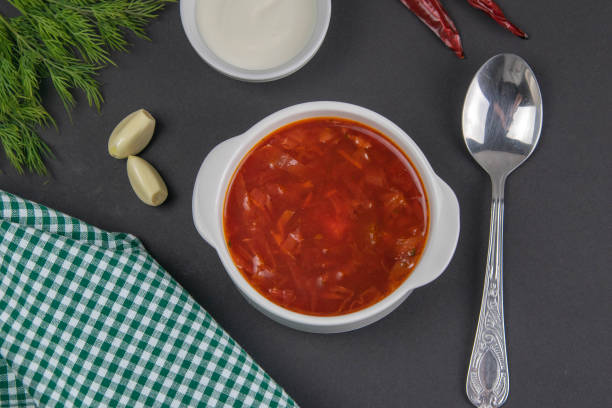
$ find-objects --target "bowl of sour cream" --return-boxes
[180,0,332,82]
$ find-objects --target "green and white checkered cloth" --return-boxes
[0,190,297,407]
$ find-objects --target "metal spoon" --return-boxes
[463,54,543,408]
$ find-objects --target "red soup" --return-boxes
[224,118,428,316]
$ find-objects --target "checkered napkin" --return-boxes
[0,190,296,408]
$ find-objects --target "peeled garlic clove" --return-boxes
[127,156,168,206]
[108,109,155,159]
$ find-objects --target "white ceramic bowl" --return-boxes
[180,0,332,82]
[193,102,460,333]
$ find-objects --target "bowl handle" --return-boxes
[393,175,459,290]
[192,135,245,249]
[432,176,461,275]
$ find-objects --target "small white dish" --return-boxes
[179,0,332,82]
[192,102,460,333]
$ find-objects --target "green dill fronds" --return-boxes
[0,0,174,175]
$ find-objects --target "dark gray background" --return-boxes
[2,1,611,406]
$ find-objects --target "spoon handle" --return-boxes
[466,177,509,408]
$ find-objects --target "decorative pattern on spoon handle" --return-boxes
[466,181,509,408]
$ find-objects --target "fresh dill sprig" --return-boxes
[0,0,173,174]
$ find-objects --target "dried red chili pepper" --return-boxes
[400,0,464,58]
[466,0,527,38]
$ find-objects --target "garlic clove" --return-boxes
[108,109,155,159]
[126,156,168,206]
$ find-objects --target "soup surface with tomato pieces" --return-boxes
[223,118,428,316]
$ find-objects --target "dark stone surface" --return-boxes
[2,1,611,406]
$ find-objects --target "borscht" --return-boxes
[223,118,428,316]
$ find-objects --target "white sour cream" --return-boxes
[196,0,317,70]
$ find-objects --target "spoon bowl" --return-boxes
[463,54,542,408]
[462,54,542,179]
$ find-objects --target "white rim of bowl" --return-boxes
[179,0,332,82]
